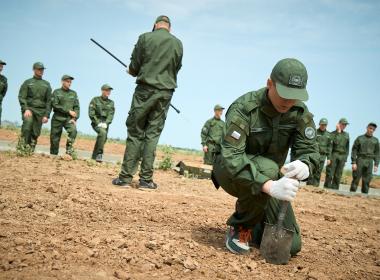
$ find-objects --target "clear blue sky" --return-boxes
[1,0,379,157]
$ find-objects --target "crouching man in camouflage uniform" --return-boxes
[212,58,319,256]
[88,84,115,162]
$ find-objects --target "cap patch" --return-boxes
[289,75,303,87]
[305,127,316,139]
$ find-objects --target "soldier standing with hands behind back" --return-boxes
[201,104,225,165]
[18,62,52,151]
[324,118,349,189]
[350,123,379,194]
[0,60,8,126]
[50,75,80,156]
[88,84,115,162]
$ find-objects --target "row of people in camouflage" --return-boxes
[306,118,378,194]
[201,97,379,196]
[11,61,115,162]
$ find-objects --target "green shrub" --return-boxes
[158,145,173,170]
[16,137,33,157]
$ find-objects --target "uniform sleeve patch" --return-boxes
[231,131,241,140]
[305,127,316,139]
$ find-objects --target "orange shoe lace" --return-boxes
[238,227,252,243]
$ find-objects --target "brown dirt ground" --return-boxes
[0,152,379,280]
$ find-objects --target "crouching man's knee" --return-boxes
[250,155,280,181]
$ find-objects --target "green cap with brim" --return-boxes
[270,58,309,101]
[368,122,377,128]
[33,62,45,69]
[0,60,6,65]
[214,104,225,110]
[152,15,171,31]
[61,74,74,81]
[339,118,349,124]
[101,84,113,90]
[319,118,328,125]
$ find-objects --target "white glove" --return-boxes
[97,122,107,129]
[268,177,300,202]
[283,160,309,180]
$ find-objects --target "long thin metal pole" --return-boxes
[90,38,180,114]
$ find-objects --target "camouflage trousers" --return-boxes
[91,126,108,159]
[50,114,77,155]
[118,84,172,183]
[324,153,346,189]
[350,158,374,194]
[20,109,45,151]
[203,142,217,165]
[213,155,301,256]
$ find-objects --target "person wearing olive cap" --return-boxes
[324,118,350,189]
[50,75,80,156]
[88,84,115,162]
[112,15,183,189]
[350,122,379,194]
[0,60,7,126]
[18,62,52,151]
[307,118,332,186]
[212,58,319,255]
[201,104,225,165]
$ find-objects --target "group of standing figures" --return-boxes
[0,60,115,163]
[0,15,379,258]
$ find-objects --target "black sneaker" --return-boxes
[139,179,158,190]
[96,154,103,162]
[225,226,251,254]
[112,178,130,187]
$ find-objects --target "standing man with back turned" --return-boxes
[213,58,319,255]
[18,62,52,151]
[0,60,8,127]
[324,118,350,189]
[350,122,379,194]
[112,15,183,189]
[201,104,225,165]
[307,118,332,186]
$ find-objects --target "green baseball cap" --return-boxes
[214,104,225,110]
[61,74,74,81]
[368,122,377,128]
[152,15,171,31]
[33,62,45,69]
[339,118,349,124]
[270,58,308,101]
[101,84,113,90]
[319,118,328,125]
[0,60,6,65]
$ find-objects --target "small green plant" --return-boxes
[71,150,79,160]
[158,145,173,170]
[16,136,33,157]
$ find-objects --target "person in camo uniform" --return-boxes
[324,118,349,189]
[201,104,225,165]
[212,58,319,255]
[0,60,8,126]
[18,62,52,151]
[307,118,332,186]
[88,84,115,162]
[112,15,183,189]
[50,75,80,156]
[350,122,379,194]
